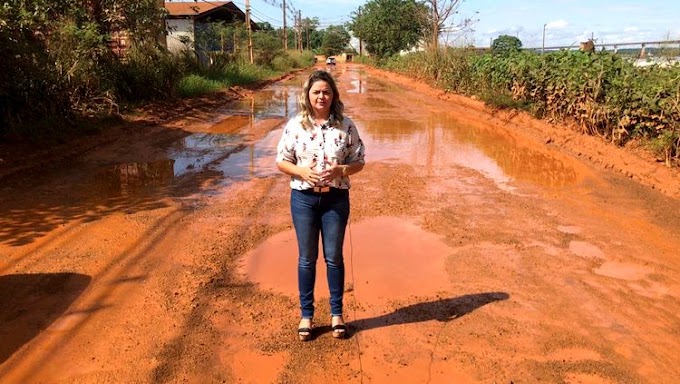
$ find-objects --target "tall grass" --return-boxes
[177,50,315,98]
[177,75,224,98]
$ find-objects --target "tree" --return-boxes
[321,25,351,56]
[301,17,321,50]
[423,0,462,51]
[349,0,429,59]
[492,35,522,55]
[257,22,275,31]
[1,0,171,136]
[252,30,282,65]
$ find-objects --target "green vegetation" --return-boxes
[320,25,352,56]
[492,35,523,56]
[177,75,224,98]
[0,1,315,140]
[383,49,680,167]
[349,0,429,59]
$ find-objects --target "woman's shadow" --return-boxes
[340,292,509,336]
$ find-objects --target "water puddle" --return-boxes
[93,66,584,199]
[558,225,583,235]
[169,133,245,177]
[346,73,367,94]
[96,159,176,196]
[593,261,652,281]
[356,112,579,190]
[569,241,605,259]
[211,129,281,180]
[240,217,452,303]
[91,75,306,197]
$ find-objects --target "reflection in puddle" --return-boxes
[213,129,281,180]
[170,133,244,177]
[89,77,307,198]
[171,77,304,178]
[222,87,299,120]
[356,111,579,189]
[207,115,250,133]
[347,73,367,94]
[98,159,175,196]
[365,97,394,109]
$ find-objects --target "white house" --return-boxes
[164,1,258,54]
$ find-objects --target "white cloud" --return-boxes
[606,5,644,13]
[546,20,569,29]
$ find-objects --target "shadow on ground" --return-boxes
[333,292,510,337]
[0,273,91,364]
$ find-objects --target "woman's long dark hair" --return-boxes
[299,70,344,129]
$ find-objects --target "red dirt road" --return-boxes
[1,64,680,383]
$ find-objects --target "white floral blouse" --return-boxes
[276,114,366,190]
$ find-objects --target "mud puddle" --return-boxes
[95,78,304,198]
[341,68,586,191]
[99,67,584,201]
[240,217,452,303]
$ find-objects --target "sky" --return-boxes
[228,0,680,48]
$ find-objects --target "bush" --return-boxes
[271,53,296,72]
[176,75,223,98]
[115,44,183,102]
[353,55,375,65]
[287,50,316,68]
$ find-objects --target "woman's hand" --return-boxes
[298,165,322,184]
[320,164,345,183]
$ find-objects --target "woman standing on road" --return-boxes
[276,70,366,341]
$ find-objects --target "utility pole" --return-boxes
[245,0,253,63]
[542,23,547,54]
[282,0,287,50]
[357,9,362,56]
[298,10,303,52]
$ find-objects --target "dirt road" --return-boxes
[1,64,680,383]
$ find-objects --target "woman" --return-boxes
[276,70,366,341]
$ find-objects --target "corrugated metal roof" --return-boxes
[164,1,232,17]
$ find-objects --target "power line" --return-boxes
[249,6,283,24]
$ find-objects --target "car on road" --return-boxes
[326,56,336,65]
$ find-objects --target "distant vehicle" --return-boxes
[326,56,336,65]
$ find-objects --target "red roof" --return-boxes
[164,1,232,17]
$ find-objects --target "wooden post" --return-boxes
[282,0,287,50]
[298,10,303,52]
[246,0,253,63]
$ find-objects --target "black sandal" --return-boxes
[331,316,347,339]
[298,319,313,341]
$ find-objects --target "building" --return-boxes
[164,1,258,54]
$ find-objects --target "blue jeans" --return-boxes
[291,188,350,319]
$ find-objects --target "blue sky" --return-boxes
[234,0,680,48]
